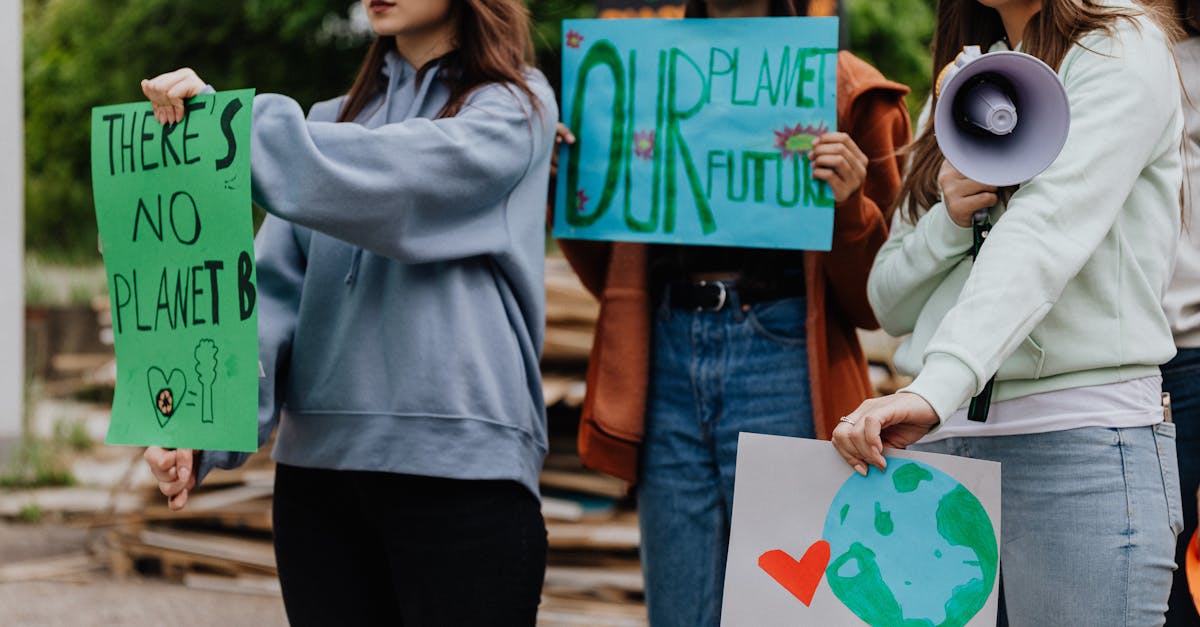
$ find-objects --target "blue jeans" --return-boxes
[1164,347,1200,626]
[638,293,813,627]
[913,425,1182,627]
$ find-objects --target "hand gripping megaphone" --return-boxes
[934,46,1071,422]
[934,46,1071,187]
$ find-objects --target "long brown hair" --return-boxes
[337,0,538,123]
[684,0,805,18]
[1179,0,1200,33]
[897,0,1173,222]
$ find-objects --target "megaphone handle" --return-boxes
[968,213,995,422]
[968,378,996,422]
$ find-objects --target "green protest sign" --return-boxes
[91,89,258,452]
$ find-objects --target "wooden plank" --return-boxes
[546,521,640,552]
[544,565,644,594]
[119,499,274,534]
[539,595,647,626]
[135,528,277,570]
[0,552,100,583]
[540,470,628,499]
[184,573,281,597]
[0,487,144,518]
[542,496,585,522]
[186,484,274,512]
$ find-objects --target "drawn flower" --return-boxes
[774,122,829,159]
[566,30,585,49]
[575,189,590,214]
[633,130,655,160]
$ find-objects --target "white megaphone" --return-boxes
[934,46,1070,187]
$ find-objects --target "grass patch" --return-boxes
[16,502,44,524]
[24,253,107,307]
[54,418,94,453]
[0,436,76,489]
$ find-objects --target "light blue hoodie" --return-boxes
[196,51,558,496]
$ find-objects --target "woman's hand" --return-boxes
[550,122,576,179]
[141,68,206,125]
[143,447,196,511]
[937,160,997,227]
[811,132,868,203]
[831,392,940,476]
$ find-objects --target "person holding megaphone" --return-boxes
[832,0,1185,623]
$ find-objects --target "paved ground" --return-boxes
[0,521,288,627]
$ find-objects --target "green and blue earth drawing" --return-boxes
[822,460,998,627]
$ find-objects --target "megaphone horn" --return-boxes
[933,45,1071,187]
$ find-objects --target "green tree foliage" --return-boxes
[23,0,369,258]
[846,0,936,115]
[24,0,592,259]
[25,0,931,258]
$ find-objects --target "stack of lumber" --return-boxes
[858,328,912,396]
[103,445,646,625]
[543,255,598,368]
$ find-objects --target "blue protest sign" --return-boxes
[554,17,839,250]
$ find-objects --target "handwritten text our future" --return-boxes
[563,41,838,236]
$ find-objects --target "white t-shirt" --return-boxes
[918,376,1164,443]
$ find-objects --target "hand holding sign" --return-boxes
[143,446,196,511]
[830,392,940,476]
[141,68,207,125]
[809,131,868,203]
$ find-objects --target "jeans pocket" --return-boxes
[1154,422,1185,537]
[745,297,807,346]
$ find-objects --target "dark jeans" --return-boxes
[639,294,814,627]
[1165,347,1200,626]
[272,463,547,627]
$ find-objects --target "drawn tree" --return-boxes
[194,339,218,424]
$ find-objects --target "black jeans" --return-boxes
[272,463,547,627]
[1165,347,1200,627]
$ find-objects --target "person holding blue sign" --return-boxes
[139,0,556,624]
[556,1,911,624]
[832,0,1184,623]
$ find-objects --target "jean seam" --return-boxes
[689,314,705,434]
[745,309,807,347]
[1152,424,1184,537]
[1118,428,1133,627]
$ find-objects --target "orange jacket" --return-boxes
[558,52,911,481]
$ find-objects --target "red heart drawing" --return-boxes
[758,540,831,606]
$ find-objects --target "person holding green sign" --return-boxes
[139,0,556,624]
[832,0,1184,623]
[555,1,912,624]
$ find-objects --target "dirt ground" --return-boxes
[0,520,288,627]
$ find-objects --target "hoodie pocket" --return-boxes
[996,334,1046,380]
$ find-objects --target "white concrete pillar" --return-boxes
[1,0,26,457]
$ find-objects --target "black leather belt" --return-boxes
[668,279,804,312]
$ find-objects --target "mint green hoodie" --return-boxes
[870,6,1184,423]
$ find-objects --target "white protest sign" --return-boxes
[722,433,1001,627]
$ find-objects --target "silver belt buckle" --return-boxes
[696,280,728,312]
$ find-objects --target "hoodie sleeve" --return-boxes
[867,201,976,337]
[822,89,911,329]
[249,82,552,264]
[902,19,1182,421]
[195,215,307,485]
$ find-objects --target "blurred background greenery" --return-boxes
[22,0,934,264]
